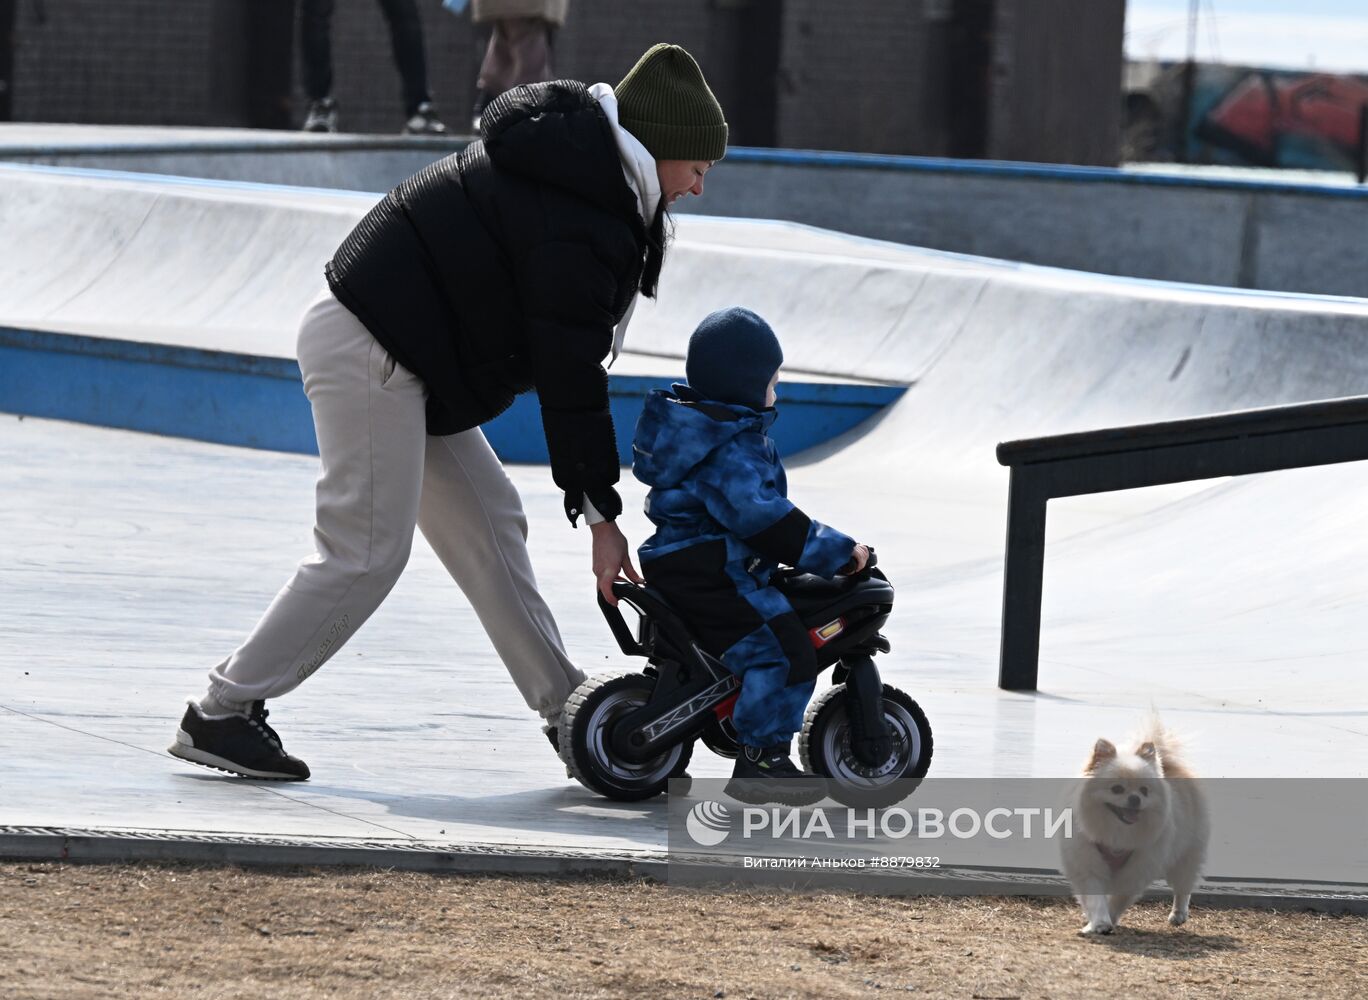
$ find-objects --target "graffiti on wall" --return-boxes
[1126,62,1368,172]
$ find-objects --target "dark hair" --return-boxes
[639,202,673,299]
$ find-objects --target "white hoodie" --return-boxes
[581,83,660,525]
[589,82,660,365]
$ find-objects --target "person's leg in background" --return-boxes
[416,428,585,753]
[299,0,339,131]
[501,17,555,90]
[470,1,568,129]
[469,18,496,130]
[476,17,553,100]
[376,0,448,133]
[168,293,429,779]
[0,0,18,124]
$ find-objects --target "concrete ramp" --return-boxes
[0,164,367,352]
[639,233,1368,461]
[2,162,1366,893]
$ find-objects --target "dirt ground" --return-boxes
[0,863,1363,1000]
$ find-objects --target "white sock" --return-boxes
[198,691,248,718]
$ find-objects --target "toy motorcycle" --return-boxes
[561,555,932,807]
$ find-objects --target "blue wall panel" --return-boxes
[0,327,903,462]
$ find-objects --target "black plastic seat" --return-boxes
[772,570,894,625]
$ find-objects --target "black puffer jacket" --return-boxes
[326,80,649,523]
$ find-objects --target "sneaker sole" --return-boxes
[167,729,308,781]
[724,777,825,807]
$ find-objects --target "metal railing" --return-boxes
[994,394,1368,691]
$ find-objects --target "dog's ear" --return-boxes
[1085,739,1116,772]
[1136,741,1162,772]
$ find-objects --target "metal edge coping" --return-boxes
[2,828,1363,913]
[0,159,383,201]
[0,136,467,156]
[3,136,1365,201]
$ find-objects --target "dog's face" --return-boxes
[1076,738,1171,845]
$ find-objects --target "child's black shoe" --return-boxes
[725,743,826,806]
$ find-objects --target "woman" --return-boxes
[168,43,727,781]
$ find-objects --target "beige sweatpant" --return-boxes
[205,291,585,719]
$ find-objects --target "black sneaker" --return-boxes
[725,743,826,806]
[168,700,310,780]
[404,101,448,136]
[302,97,338,133]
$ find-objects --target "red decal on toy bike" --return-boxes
[713,692,740,721]
[810,617,845,649]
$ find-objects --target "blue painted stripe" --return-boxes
[0,326,303,378]
[723,146,1368,201]
[488,374,903,464]
[0,338,318,454]
[0,327,904,463]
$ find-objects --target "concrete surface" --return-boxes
[2,160,1367,899]
[6,125,1368,296]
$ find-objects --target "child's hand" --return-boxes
[841,543,870,576]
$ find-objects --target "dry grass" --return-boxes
[0,862,1364,999]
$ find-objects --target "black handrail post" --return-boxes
[994,394,1368,692]
[998,467,1048,691]
[1357,104,1368,185]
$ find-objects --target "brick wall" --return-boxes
[775,0,945,156]
[6,0,738,136]
[986,0,1125,166]
[4,0,1124,165]
[12,0,215,125]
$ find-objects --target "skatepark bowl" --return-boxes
[0,143,1366,912]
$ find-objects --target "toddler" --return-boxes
[632,307,870,805]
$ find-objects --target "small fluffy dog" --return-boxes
[1060,719,1209,935]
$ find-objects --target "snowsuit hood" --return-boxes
[632,384,775,489]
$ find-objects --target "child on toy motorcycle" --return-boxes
[631,307,870,806]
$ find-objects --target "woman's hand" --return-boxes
[591,521,644,605]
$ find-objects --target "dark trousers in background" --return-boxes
[0,0,16,122]
[300,0,431,115]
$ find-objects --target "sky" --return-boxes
[1126,0,1368,73]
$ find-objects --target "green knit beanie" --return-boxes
[615,43,728,162]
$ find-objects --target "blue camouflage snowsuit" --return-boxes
[632,385,856,747]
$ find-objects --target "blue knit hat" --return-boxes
[685,307,783,410]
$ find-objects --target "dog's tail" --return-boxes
[1135,712,1196,778]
